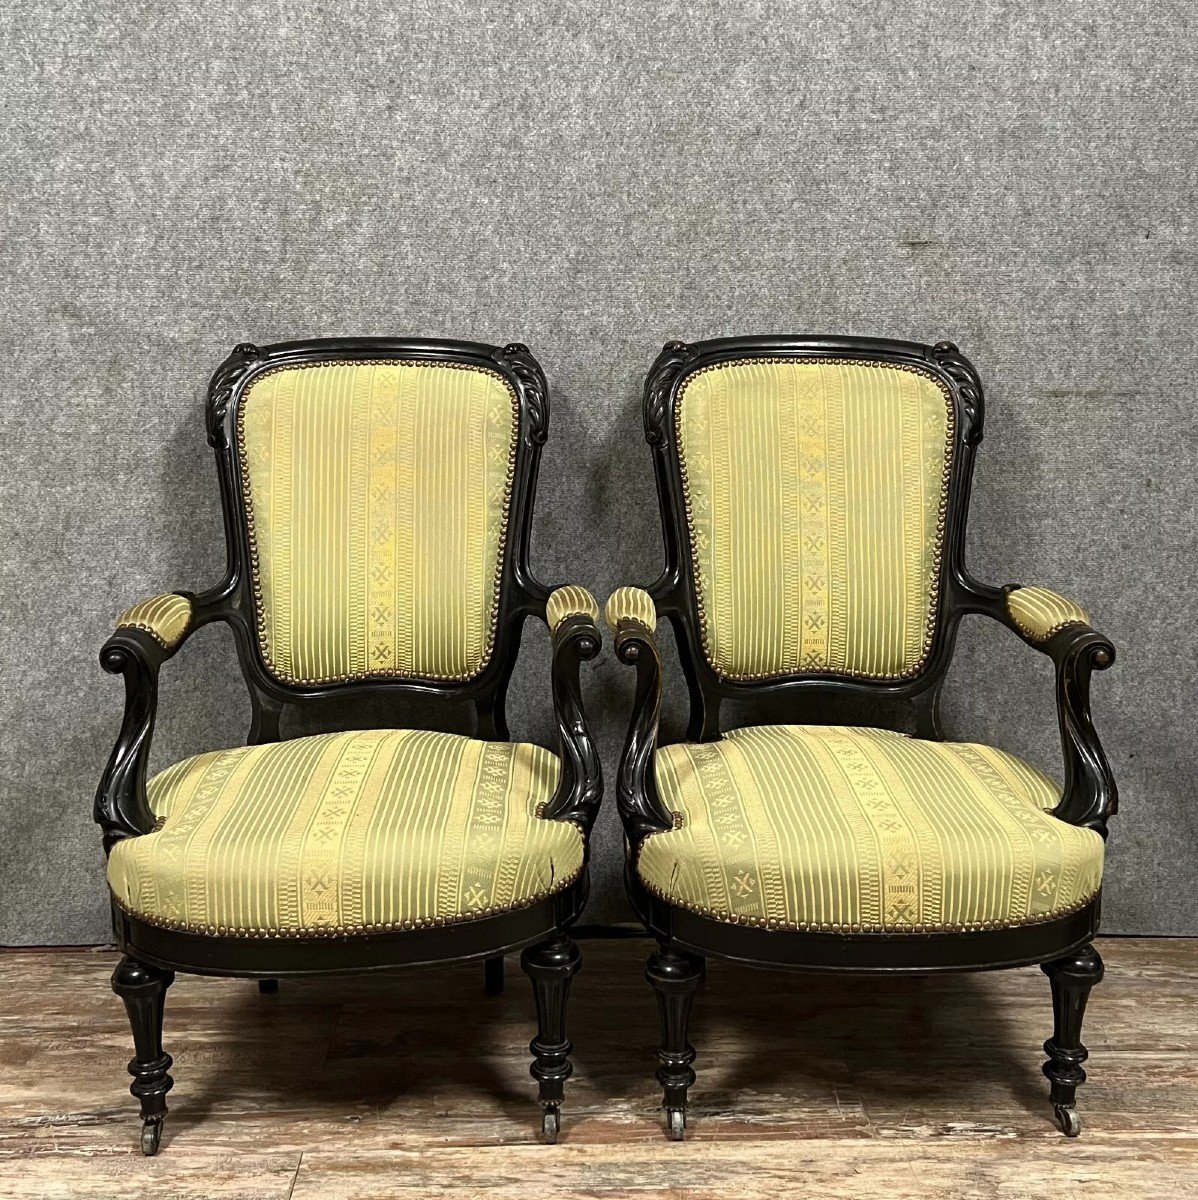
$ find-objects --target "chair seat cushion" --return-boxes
[639,725,1104,934]
[107,730,583,938]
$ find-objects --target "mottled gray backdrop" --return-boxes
[2,1,1196,943]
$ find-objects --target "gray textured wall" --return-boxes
[2,1,1195,944]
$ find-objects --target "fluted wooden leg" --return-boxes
[1041,943,1104,1136]
[646,942,705,1140]
[484,955,505,996]
[111,955,174,1155]
[520,936,581,1143]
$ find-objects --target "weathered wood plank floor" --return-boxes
[0,936,1195,1198]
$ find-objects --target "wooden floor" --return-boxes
[0,936,1195,1198]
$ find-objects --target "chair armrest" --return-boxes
[605,588,675,848]
[539,586,603,831]
[1005,586,1092,646]
[972,583,1117,837]
[94,593,199,851]
[114,592,194,654]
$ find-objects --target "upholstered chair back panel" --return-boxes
[676,359,954,680]
[237,361,518,686]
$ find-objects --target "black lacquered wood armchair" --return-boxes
[96,338,603,1152]
[607,336,1116,1140]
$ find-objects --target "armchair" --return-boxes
[609,337,1116,1140]
[96,339,602,1152]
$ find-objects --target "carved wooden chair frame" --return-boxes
[608,335,1117,1140]
[95,338,602,1151]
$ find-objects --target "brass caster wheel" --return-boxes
[540,1105,560,1144]
[140,1118,163,1156]
[1054,1104,1081,1137]
[666,1108,686,1141]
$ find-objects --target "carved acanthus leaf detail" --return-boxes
[930,340,985,446]
[206,343,261,449]
[498,342,549,444]
[644,340,692,446]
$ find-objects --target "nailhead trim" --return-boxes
[116,620,180,650]
[112,859,585,939]
[1014,616,1090,644]
[674,358,956,683]
[635,864,1099,934]
[235,360,520,686]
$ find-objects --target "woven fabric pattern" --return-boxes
[115,593,193,652]
[238,361,517,685]
[546,584,600,632]
[676,359,953,680]
[639,724,1103,933]
[604,586,657,633]
[1007,587,1091,642]
[107,729,582,937]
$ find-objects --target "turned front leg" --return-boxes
[520,936,582,1142]
[111,955,175,1155]
[646,942,705,1140]
[1041,943,1104,1136]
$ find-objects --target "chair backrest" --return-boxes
[206,339,550,723]
[644,337,984,731]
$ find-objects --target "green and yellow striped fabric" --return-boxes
[115,593,193,652]
[107,729,583,937]
[1007,587,1090,643]
[238,361,518,686]
[639,725,1103,933]
[546,585,600,632]
[604,586,657,633]
[676,359,954,680]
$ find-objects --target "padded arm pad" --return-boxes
[1006,587,1091,644]
[604,586,657,634]
[114,593,193,653]
[546,585,600,633]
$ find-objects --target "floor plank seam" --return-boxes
[286,1149,302,1199]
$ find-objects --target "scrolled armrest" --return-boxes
[972,582,1117,838]
[95,593,200,852]
[540,586,603,831]
[605,587,674,848]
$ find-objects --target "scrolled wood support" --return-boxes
[94,631,167,851]
[541,613,603,830]
[1048,626,1118,837]
[613,620,675,849]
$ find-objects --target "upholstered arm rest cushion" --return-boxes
[604,586,657,633]
[114,593,193,653]
[1006,587,1091,644]
[546,585,600,633]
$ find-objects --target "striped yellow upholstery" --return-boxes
[115,594,193,652]
[605,586,657,633]
[676,359,953,680]
[639,725,1103,933]
[107,729,582,937]
[1007,587,1090,643]
[238,361,518,686]
[546,585,600,632]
